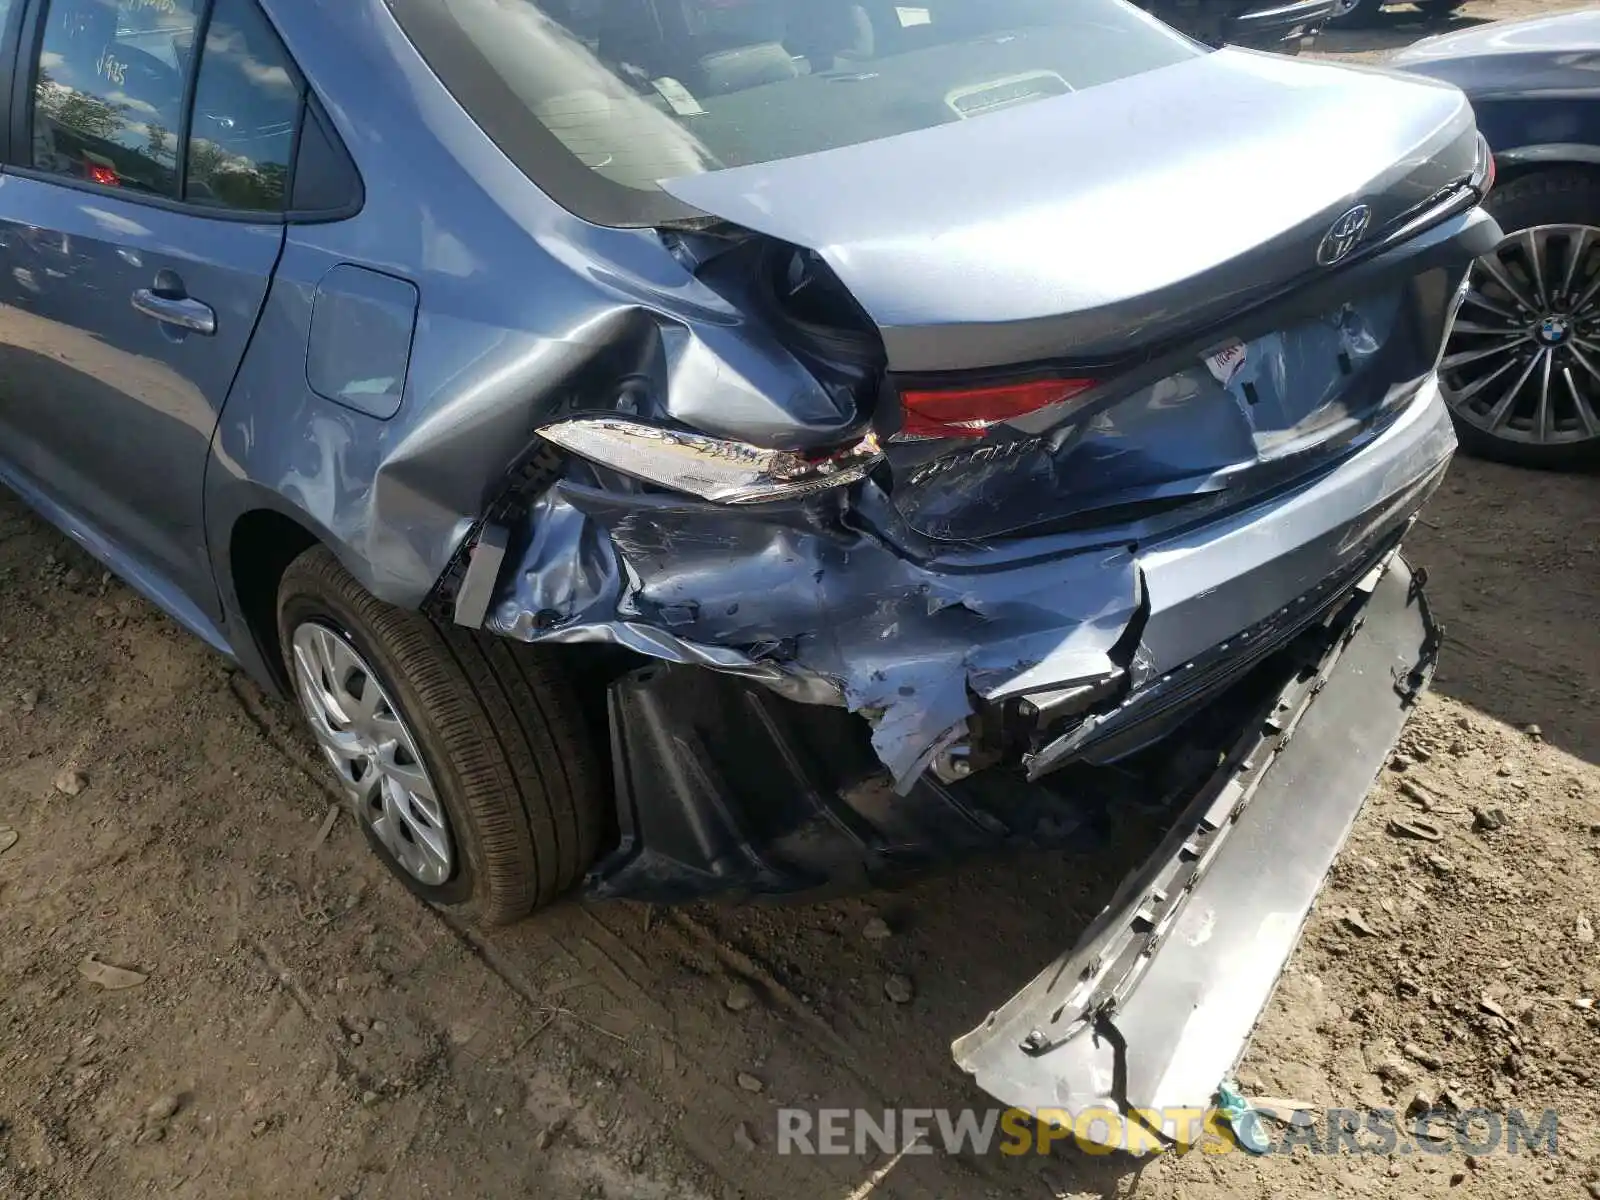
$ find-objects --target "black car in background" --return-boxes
[1140,0,1334,49]
[1395,9,1600,468]
[1329,0,1463,25]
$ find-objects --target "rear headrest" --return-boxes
[598,0,680,78]
[696,41,798,95]
[693,1,786,47]
[787,2,875,66]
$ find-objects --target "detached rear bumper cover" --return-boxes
[952,553,1437,1139]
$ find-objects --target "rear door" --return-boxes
[0,0,302,618]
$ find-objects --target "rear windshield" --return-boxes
[388,0,1199,225]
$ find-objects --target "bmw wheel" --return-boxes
[1441,169,1600,469]
[277,546,605,923]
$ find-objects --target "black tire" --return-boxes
[1414,0,1465,17]
[1446,168,1600,470]
[276,546,605,924]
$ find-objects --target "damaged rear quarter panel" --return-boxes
[484,479,1141,785]
[209,0,1469,792]
[205,0,856,654]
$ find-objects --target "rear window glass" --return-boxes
[389,0,1199,224]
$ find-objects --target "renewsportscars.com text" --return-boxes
[776,1106,1560,1157]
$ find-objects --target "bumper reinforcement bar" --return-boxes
[952,551,1439,1144]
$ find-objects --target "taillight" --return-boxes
[538,416,883,505]
[898,378,1096,440]
[1471,133,1495,199]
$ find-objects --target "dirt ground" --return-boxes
[2,3,1598,1198]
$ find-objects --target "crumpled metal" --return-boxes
[486,479,1139,788]
[477,264,1454,794]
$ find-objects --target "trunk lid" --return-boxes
[660,48,1478,373]
[663,49,1487,543]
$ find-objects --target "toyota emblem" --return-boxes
[1317,204,1373,267]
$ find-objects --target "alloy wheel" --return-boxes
[290,621,455,886]
[1441,225,1600,447]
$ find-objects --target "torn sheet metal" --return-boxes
[199,0,1492,747]
[485,473,1140,787]
[483,372,1453,790]
[223,55,1475,792]
[460,220,1461,795]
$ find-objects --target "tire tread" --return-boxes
[276,547,603,924]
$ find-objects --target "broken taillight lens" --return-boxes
[898,378,1096,439]
[538,416,883,505]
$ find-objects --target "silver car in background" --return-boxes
[0,0,1495,1141]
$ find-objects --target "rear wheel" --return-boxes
[1440,169,1600,470]
[277,546,605,924]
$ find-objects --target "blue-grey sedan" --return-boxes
[0,0,1496,1139]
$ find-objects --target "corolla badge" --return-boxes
[1317,204,1373,267]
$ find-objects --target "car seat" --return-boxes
[694,41,798,93]
[598,0,799,94]
[785,0,875,71]
[686,0,797,92]
[597,0,683,81]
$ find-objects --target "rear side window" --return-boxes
[185,0,302,211]
[24,0,329,215]
[31,0,204,196]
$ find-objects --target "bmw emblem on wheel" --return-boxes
[1317,204,1373,266]
[1537,315,1569,345]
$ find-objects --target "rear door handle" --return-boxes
[131,289,216,336]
